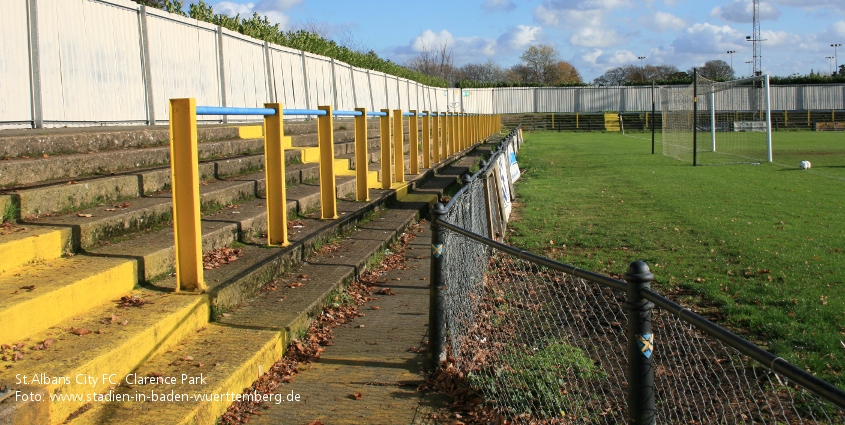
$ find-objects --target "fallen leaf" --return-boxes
[73,328,92,336]
[77,213,93,218]
[20,285,35,292]
[352,392,362,400]
[42,153,49,158]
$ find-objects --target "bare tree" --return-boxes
[405,43,456,84]
[690,60,735,80]
[519,45,560,84]
[456,59,506,83]
[594,64,685,85]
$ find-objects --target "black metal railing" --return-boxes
[428,126,845,424]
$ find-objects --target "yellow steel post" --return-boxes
[432,112,441,163]
[422,110,431,168]
[458,114,464,151]
[263,103,289,247]
[457,113,462,152]
[450,113,457,155]
[393,110,405,183]
[784,110,788,127]
[380,109,392,189]
[576,112,579,129]
[463,114,468,149]
[169,98,205,293]
[354,107,369,201]
[442,113,450,158]
[317,105,338,219]
[409,110,419,175]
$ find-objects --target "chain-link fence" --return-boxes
[429,125,845,424]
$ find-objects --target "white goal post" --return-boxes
[661,72,773,166]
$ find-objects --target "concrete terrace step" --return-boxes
[60,150,488,425]
[0,196,410,425]
[0,121,378,160]
[0,225,73,275]
[0,134,490,425]
[0,254,138,345]
[3,133,387,218]
[65,208,422,425]
[0,123,383,189]
[31,171,357,250]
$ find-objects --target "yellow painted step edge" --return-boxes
[237,126,263,139]
[0,227,72,277]
[0,260,137,345]
[33,297,210,425]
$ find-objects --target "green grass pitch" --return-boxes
[507,130,845,387]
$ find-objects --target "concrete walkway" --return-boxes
[249,224,449,425]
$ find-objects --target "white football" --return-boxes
[799,160,812,170]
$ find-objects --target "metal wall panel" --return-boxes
[146,11,220,122]
[369,72,388,111]
[0,0,33,127]
[579,87,623,112]
[803,85,844,110]
[494,88,532,114]
[304,54,333,108]
[351,68,371,110]
[536,88,575,112]
[333,61,354,110]
[270,47,306,109]
[222,30,267,121]
[38,0,146,124]
[383,76,398,110]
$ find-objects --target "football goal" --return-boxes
[661,72,772,166]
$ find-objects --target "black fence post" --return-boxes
[625,260,656,425]
[428,202,447,371]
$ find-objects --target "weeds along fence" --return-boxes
[428,126,845,424]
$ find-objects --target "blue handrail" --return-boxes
[283,109,328,116]
[196,106,276,116]
[367,111,388,117]
[332,110,363,117]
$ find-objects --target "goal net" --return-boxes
[661,74,772,165]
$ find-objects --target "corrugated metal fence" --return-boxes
[1,0,844,128]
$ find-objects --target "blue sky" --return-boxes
[211,0,845,82]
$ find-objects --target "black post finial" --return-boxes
[625,260,656,425]
[428,202,448,371]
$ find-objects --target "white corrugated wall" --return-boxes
[222,30,267,122]
[4,0,845,127]
[38,0,146,124]
[0,0,33,127]
[146,11,220,122]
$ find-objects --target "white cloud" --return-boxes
[483,0,517,12]
[215,1,255,16]
[646,11,686,32]
[768,0,845,10]
[710,0,781,23]
[213,0,302,28]
[391,29,498,65]
[410,30,456,52]
[671,23,745,55]
[497,25,543,51]
[534,0,633,48]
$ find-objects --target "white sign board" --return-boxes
[495,154,512,222]
[507,142,521,183]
